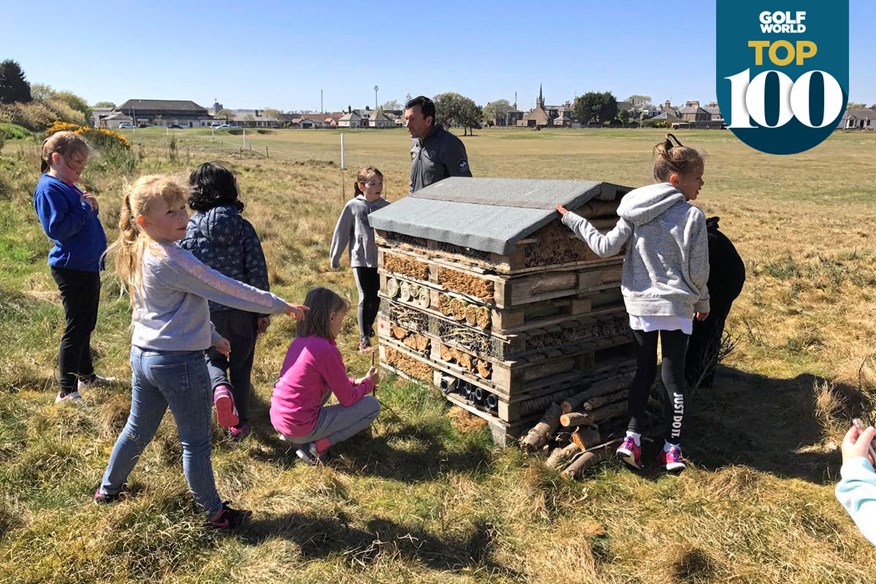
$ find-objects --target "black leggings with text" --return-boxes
[627,328,689,445]
[353,267,380,338]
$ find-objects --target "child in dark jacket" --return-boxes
[685,216,745,388]
[179,162,270,439]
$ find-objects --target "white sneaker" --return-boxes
[55,391,85,404]
[77,375,117,390]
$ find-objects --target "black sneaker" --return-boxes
[207,501,252,530]
[93,485,126,504]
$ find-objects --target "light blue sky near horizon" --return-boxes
[3,1,873,112]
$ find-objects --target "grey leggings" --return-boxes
[282,396,380,447]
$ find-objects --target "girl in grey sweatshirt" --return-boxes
[329,166,391,352]
[557,134,710,472]
[95,175,306,529]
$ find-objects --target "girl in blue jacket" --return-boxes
[33,131,110,403]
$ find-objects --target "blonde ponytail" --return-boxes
[106,175,188,304]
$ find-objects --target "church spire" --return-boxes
[538,84,544,108]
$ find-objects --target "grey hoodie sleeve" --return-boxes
[561,212,632,258]
[329,203,354,270]
[688,211,711,313]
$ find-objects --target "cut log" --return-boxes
[520,402,562,452]
[571,427,601,451]
[560,411,592,427]
[587,401,629,425]
[545,442,581,469]
[386,277,400,299]
[561,446,612,480]
[399,281,412,302]
[583,389,628,411]
[561,378,631,413]
[416,286,431,308]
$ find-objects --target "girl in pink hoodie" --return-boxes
[270,287,380,464]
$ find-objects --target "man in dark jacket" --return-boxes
[685,216,746,388]
[405,95,472,192]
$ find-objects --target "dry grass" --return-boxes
[1,127,876,583]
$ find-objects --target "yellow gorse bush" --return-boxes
[45,121,131,151]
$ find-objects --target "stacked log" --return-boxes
[375,182,635,445]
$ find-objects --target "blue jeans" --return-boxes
[99,347,222,517]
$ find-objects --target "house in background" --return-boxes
[91,107,114,127]
[839,108,876,130]
[116,99,212,127]
[291,114,327,129]
[703,102,723,122]
[100,112,134,129]
[518,86,575,128]
[338,111,362,128]
[222,109,283,128]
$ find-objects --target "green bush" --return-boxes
[0,100,88,132]
[0,123,31,140]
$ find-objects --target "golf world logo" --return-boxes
[716,1,849,155]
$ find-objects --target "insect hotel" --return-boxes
[369,177,637,444]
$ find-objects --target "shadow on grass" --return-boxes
[241,512,518,576]
[249,419,491,483]
[243,379,492,482]
[642,365,869,485]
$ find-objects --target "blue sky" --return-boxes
[4,1,873,111]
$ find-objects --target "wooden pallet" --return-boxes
[379,332,634,403]
[379,249,623,310]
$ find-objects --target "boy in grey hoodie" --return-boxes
[557,134,709,471]
[330,166,391,351]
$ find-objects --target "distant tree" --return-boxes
[382,99,401,111]
[618,109,631,125]
[434,92,463,125]
[627,94,652,119]
[0,60,32,103]
[458,98,482,136]
[573,91,618,125]
[216,109,233,121]
[30,83,54,101]
[434,92,481,135]
[55,91,91,119]
[93,101,116,109]
[404,93,412,105]
[482,99,513,126]
[262,107,281,120]
[847,102,866,110]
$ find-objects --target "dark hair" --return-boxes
[187,162,243,212]
[353,166,383,197]
[297,287,351,340]
[652,133,704,182]
[404,95,436,126]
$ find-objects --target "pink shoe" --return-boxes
[658,444,686,471]
[616,435,643,469]
[228,422,251,440]
[213,385,239,428]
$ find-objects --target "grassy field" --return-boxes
[1,126,876,583]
